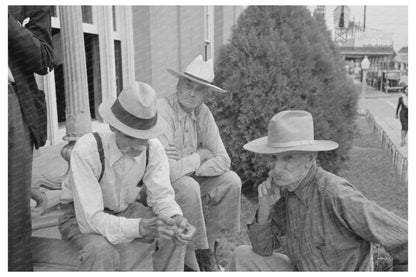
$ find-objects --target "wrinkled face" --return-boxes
[110,126,148,157]
[177,77,212,112]
[268,151,315,191]
[404,87,408,96]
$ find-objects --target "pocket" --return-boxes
[314,242,358,270]
[316,244,338,267]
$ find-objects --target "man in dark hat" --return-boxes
[228,110,407,271]
[59,81,195,271]
[157,55,242,271]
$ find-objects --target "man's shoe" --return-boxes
[184,264,197,271]
[195,249,220,271]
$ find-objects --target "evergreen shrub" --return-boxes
[209,6,358,191]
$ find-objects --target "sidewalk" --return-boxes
[354,79,408,184]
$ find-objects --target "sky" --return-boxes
[308,5,408,52]
[348,5,408,51]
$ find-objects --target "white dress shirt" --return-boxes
[60,130,182,244]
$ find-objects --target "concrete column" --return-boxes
[119,6,136,87]
[97,6,117,100]
[59,6,92,142]
[35,72,59,145]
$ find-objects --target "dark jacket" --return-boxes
[8,6,54,149]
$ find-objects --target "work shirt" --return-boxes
[247,165,408,271]
[157,94,231,182]
[61,130,182,244]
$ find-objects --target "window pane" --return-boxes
[51,6,57,17]
[81,6,93,24]
[112,6,117,31]
[114,41,123,95]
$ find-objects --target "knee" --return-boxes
[173,176,201,202]
[233,245,253,260]
[222,171,242,193]
[81,236,120,265]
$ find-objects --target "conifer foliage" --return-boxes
[209,6,358,190]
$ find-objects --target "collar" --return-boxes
[108,133,124,166]
[285,164,318,205]
[168,93,197,121]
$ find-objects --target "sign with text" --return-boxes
[354,29,393,48]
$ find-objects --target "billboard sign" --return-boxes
[354,29,393,48]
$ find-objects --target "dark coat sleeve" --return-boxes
[8,6,54,75]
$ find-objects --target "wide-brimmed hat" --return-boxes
[244,110,338,154]
[99,81,166,139]
[167,55,227,93]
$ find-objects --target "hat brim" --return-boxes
[167,68,227,93]
[243,136,339,154]
[98,99,166,139]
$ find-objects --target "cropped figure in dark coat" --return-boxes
[8,5,54,271]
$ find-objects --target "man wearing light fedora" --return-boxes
[227,110,407,271]
[157,55,242,271]
[59,81,196,271]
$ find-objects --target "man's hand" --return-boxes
[171,215,196,246]
[395,114,399,119]
[257,176,281,224]
[139,215,177,241]
[165,146,180,160]
[196,148,213,164]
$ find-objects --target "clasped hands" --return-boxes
[165,145,213,164]
[139,214,196,246]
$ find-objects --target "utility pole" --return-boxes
[363,5,367,32]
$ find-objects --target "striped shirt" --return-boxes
[247,165,408,271]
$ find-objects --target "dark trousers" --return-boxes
[8,85,34,271]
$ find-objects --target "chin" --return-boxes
[125,150,143,157]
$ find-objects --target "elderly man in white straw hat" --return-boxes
[157,55,242,271]
[59,81,196,271]
[227,110,407,271]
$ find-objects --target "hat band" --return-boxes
[111,99,157,130]
[184,72,212,85]
[267,140,315,148]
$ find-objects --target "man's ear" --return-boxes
[309,152,317,162]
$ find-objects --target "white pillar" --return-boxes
[97,5,117,100]
[119,6,136,86]
[35,72,59,145]
[59,6,92,141]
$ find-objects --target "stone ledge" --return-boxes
[32,236,80,271]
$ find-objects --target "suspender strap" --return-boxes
[137,145,149,188]
[92,132,105,183]
[137,145,149,207]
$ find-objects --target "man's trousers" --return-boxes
[58,202,186,271]
[8,89,34,271]
[227,245,295,271]
[172,170,242,270]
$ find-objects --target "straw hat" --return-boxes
[99,81,166,139]
[167,55,226,93]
